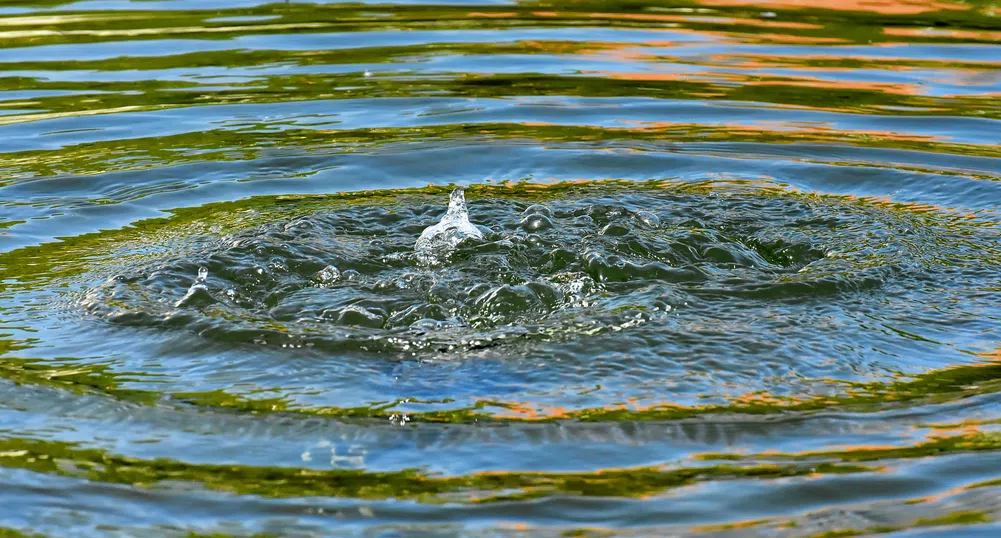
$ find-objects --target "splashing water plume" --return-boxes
[174,266,213,308]
[415,188,483,265]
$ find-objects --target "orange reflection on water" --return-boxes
[916,482,983,504]
[467,11,518,18]
[475,10,831,34]
[744,76,922,96]
[733,391,785,405]
[492,402,573,420]
[730,51,1001,69]
[557,117,948,147]
[885,27,1001,42]
[495,523,534,532]
[594,67,927,98]
[923,423,982,437]
[706,56,916,73]
[592,71,693,82]
[586,12,823,30]
[691,518,775,533]
[734,32,850,44]
[696,0,967,15]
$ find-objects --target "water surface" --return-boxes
[1,0,1001,536]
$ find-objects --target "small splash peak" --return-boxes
[446,188,467,217]
[175,266,216,308]
[415,188,484,264]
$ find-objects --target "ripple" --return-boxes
[2,0,1001,534]
[49,180,997,417]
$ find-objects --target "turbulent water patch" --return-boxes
[75,181,1000,396]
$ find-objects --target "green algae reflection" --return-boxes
[0,436,870,503]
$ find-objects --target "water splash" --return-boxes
[415,188,483,265]
[174,266,214,308]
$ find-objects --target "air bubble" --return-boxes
[522,204,553,218]
[315,265,340,284]
[521,214,554,232]
[633,211,660,228]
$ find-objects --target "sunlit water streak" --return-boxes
[0,0,1000,536]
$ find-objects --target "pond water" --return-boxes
[1,0,1001,536]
